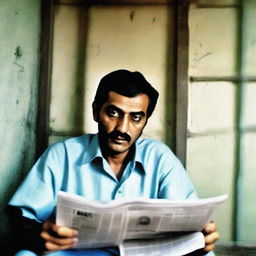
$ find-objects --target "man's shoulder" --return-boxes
[38,133,97,165]
[136,137,175,156]
[135,137,181,173]
[45,133,96,156]
[50,133,95,148]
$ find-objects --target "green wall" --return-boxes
[0,0,41,239]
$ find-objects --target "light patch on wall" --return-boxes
[188,81,236,134]
[189,6,238,77]
[187,133,235,241]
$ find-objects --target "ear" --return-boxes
[92,102,99,122]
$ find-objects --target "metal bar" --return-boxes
[54,0,175,5]
[187,126,256,138]
[187,129,234,138]
[191,0,240,8]
[190,76,256,83]
[195,4,240,8]
[233,0,246,242]
[174,0,189,166]
[163,6,176,150]
[36,0,54,158]
[242,126,256,133]
[51,126,256,139]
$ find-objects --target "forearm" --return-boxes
[6,206,45,254]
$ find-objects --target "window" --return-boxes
[187,0,256,241]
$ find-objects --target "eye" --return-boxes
[107,108,119,118]
[132,114,143,122]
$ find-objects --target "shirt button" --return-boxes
[118,190,122,193]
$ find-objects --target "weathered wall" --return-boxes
[0,0,41,239]
[187,1,256,241]
[49,4,176,147]
[187,4,237,241]
[2,0,255,244]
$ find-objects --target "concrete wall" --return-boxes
[1,0,255,244]
[187,5,238,240]
[187,1,256,241]
[49,4,176,147]
[0,0,41,239]
[48,1,256,242]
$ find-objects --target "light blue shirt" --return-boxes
[9,133,215,256]
[9,133,197,221]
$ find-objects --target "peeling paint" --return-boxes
[1,0,40,242]
[13,61,24,72]
[194,52,212,63]
[50,117,56,123]
[14,46,22,59]
[129,11,135,22]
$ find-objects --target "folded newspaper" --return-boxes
[56,192,228,256]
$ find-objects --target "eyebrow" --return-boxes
[131,111,146,117]
[106,105,146,116]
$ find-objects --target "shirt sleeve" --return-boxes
[8,143,65,222]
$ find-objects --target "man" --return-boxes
[8,70,219,256]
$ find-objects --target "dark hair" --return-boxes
[94,70,159,117]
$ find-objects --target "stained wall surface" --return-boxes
[187,1,256,241]
[49,4,176,147]
[0,0,41,239]
[2,0,255,244]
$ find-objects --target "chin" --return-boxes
[108,144,130,154]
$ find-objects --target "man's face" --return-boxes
[93,91,149,156]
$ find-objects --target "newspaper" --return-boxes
[56,192,227,256]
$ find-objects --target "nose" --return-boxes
[116,116,129,134]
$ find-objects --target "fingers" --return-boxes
[42,221,78,237]
[204,231,220,244]
[41,229,78,245]
[44,238,78,251]
[41,221,79,252]
[204,221,217,233]
[202,221,220,252]
[204,242,216,252]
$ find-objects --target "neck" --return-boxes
[107,153,128,179]
[100,144,135,180]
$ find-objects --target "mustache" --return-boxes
[108,130,131,142]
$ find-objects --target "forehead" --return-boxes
[103,91,149,113]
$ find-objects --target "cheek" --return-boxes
[131,124,145,138]
[101,116,116,132]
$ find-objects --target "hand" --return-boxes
[202,221,220,252]
[40,220,78,253]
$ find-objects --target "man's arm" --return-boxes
[7,206,78,255]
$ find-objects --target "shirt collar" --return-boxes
[81,133,146,173]
[81,133,103,164]
[134,138,146,173]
